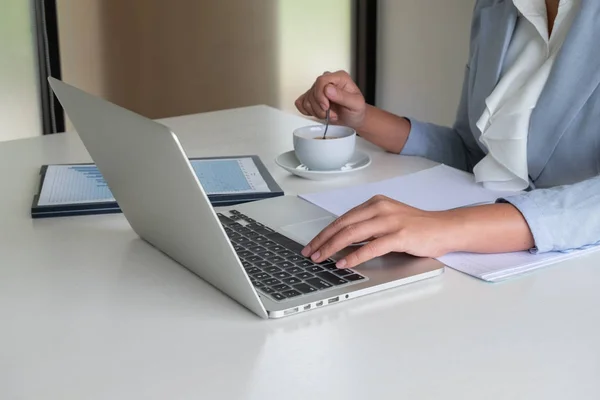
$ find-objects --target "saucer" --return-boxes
[275,150,371,181]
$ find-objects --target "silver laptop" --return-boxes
[48,77,444,319]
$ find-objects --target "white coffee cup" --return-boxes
[293,125,356,171]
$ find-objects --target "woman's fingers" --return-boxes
[295,93,310,116]
[302,196,398,257]
[337,234,400,269]
[309,217,396,263]
[302,202,379,257]
[308,87,327,119]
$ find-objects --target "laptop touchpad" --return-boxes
[280,216,335,245]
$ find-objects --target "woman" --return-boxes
[295,0,600,269]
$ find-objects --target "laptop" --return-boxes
[48,77,444,319]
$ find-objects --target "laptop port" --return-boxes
[328,296,339,304]
[315,301,324,307]
[284,307,299,316]
[303,305,311,311]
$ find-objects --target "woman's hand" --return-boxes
[294,71,412,154]
[295,70,367,130]
[301,196,535,269]
[301,195,460,268]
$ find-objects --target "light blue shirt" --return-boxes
[401,0,600,253]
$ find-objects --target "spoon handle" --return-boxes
[322,109,330,139]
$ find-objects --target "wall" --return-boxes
[56,0,351,129]
[0,0,42,141]
[376,0,476,126]
[277,1,352,113]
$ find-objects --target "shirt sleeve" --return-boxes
[499,175,600,253]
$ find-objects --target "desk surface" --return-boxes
[1,106,599,400]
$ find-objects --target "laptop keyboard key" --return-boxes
[253,236,267,243]
[253,272,270,280]
[273,271,292,279]
[273,283,291,292]
[317,258,336,265]
[296,272,314,280]
[265,232,305,253]
[271,292,286,301]
[252,280,264,288]
[255,261,272,268]
[345,273,365,282]
[282,289,302,298]
[276,261,294,269]
[287,255,304,262]
[333,268,354,277]
[242,261,252,269]
[282,277,302,285]
[269,245,285,252]
[267,256,285,263]
[297,260,315,268]
[246,267,261,275]
[248,245,266,253]
[316,271,347,286]
[255,227,276,236]
[306,278,332,290]
[260,287,275,294]
[232,236,251,244]
[246,231,260,238]
[285,266,303,274]
[277,250,294,257]
[237,250,253,258]
[263,278,280,286]
[246,255,262,263]
[265,266,282,274]
[236,227,252,234]
[307,265,324,273]
[258,251,276,259]
[321,263,338,271]
[262,241,277,248]
[246,222,265,230]
[293,283,318,294]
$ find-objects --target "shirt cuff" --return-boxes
[400,118,429,157]
[496,195,553,254]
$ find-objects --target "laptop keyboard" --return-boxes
[217,210,366,302]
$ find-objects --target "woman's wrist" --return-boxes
[355,105,411,153]
[437,204,535,254]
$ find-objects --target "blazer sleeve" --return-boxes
[499,176,600,253]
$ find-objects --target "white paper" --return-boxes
[38,157,271,206]
[299,165,518,215]
[299,164,600,282]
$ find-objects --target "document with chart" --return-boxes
[32,156,283,218]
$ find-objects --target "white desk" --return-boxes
[1,106,599,400]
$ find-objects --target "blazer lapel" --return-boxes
[470,0,518,121]
[528,0,600,181]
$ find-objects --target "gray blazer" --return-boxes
[402,0,600,252]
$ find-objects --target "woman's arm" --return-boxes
[302,176,600,268]
[300,196,534,269]
[295,70,476,170]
